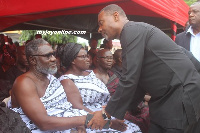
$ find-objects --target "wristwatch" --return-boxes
[102,108,111,120]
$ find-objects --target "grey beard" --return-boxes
[36,60,57,75]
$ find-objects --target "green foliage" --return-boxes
[97,39,102,48]
[184,0,198,6]
[20,30,78,46]
[19,30,37,42]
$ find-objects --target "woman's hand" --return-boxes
[87,111,107,130]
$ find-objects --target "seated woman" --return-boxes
[59,43,141,133]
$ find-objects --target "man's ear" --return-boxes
[29,56,37,65]
[113,11,119,22]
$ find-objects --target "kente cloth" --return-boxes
[59,70,110,112]
[8,74,88,133]
[106,70,119,96]
[124,102,150,133]
[110,65,123,79]
[59,70,142,133]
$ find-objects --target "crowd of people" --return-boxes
[0,1,200,133]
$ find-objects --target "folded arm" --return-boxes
[61,79,92,113]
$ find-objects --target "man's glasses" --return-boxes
[98,56,113,60]
[76,54,89,60]
[31,51,56,60]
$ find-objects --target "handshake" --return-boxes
[85,107,127,132]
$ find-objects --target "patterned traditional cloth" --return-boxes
[124,102,150,133]
[8,75,88,133]
[110,65,122,79]
[107,70,119,96]
[59,70,142,133]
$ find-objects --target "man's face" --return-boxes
[98,50,113,70]
[106,40,113,49]
[188,4,200,28]
[90,40,97,49]
[17,47,28,67]
[35,44,57,75]
[98,11,117,40]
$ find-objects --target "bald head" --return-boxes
[97,49,111,57]
[191,1,200,6]
[97,49,113,70]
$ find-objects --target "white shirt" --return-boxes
[187,26,200,62]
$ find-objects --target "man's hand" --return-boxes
[87,111,107,130]
[110,119,127,132]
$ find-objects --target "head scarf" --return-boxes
[60,43,83,70]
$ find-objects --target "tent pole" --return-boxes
[171,21,177,41]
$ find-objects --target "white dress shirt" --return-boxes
[187,26,200,62]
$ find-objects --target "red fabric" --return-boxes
[0,0,189,31]
[107,70,119,96]
[0,0,119,17]
[132,0,189,26]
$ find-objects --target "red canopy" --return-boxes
[0,0,189,35]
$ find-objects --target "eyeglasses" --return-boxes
[76,54,89,60]
[31,51,56,60]
[98,56,113,60]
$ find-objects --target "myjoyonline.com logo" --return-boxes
[36,30,87,35]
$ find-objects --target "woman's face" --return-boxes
[73,48,90,71]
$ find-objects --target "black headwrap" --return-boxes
[60,43,83,70]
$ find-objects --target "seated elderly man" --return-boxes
[8,39,89,133]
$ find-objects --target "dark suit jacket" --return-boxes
[105,21,200,129]
[180,46,200,73]
[175,31,191,51]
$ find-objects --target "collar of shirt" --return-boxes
[186,26,195,36]
[186,26,200,36]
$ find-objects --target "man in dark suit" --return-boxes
[175,2,200,62]
[87,4,200,133]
